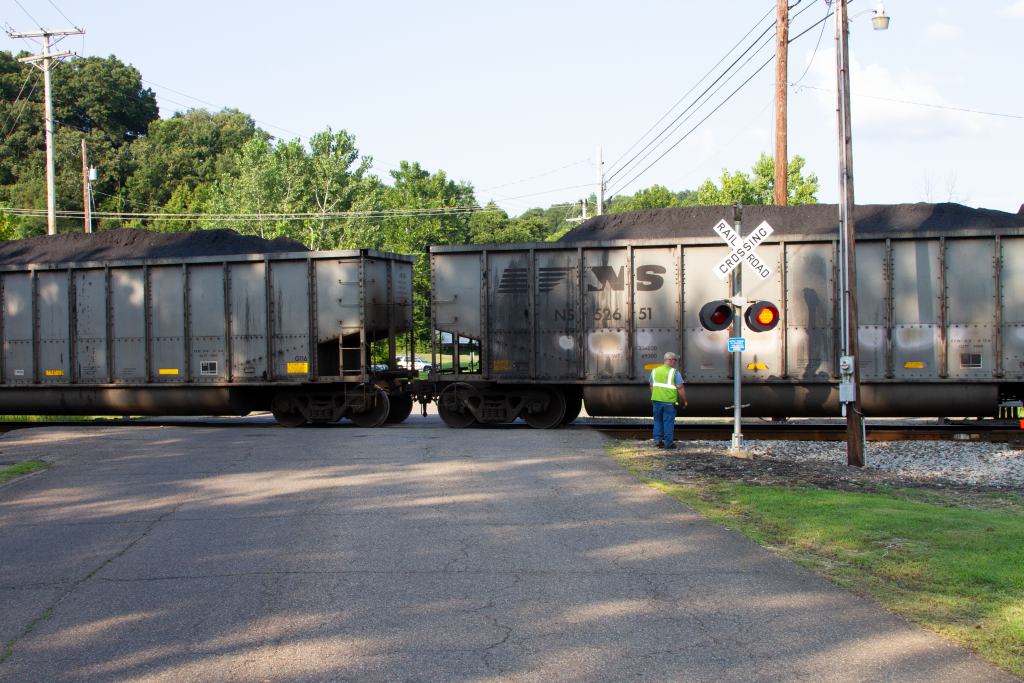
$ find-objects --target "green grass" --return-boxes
[605,442,1024,677]
[0,460,50,483]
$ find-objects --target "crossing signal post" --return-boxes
[699,297,780,452]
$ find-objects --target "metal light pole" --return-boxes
[835,0,889,468]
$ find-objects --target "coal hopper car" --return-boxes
[0,249,419,426]
[427,212,1024,428]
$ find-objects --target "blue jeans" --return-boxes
[652,401,677,446]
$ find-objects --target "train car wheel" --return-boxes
[272,406,306,427]
[349,388,390,428]
[523,386,566,429]
[560,392,583,425]
[438,384,477,428]
[384,395,414,424]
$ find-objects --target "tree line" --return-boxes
[0,50,820,342]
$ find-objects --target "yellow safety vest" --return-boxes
[650,365,680,403]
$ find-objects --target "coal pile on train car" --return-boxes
[0,228,309,265]
[559,202,1024,242]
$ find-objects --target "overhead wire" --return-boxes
[605,15,780,185]
[479,159,589,193]
[0,67,33,134]
[11,0,38,26]
[790,1,833,87]
[791,85,1024,120]
[1,70,40,145]
[607,54,777,197]
[607,0,839,197]
[607,34,778,197]
[45,0,75,26]
[604,2,778,178]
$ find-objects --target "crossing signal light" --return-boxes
[745,301,780,332]
[698,300,734,332]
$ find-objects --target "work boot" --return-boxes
[664,443,676,450]
[654,441,665,449]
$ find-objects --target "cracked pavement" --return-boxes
[0,413,1017,682]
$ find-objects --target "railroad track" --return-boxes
[589,421,1024,444]
[0,418,1020,445]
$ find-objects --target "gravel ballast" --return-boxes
[0,228,309,266]
[638,438,1024,491]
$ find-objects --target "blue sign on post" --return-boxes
[728,337,746,352]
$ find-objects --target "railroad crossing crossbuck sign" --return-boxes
[712,219,774,280]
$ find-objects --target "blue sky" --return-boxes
[4,0,1022,216]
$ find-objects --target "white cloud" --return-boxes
[926,23,961,38]
[801,46,997,141]
[1001,1,1024,18]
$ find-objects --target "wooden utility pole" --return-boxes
[836,0,864,467]
[81,139,92,233]
[6,27,84,235]
[774,0,789,206]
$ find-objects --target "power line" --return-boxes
[1,71,40,145]
[141,79,308,139]
[0,67,33,134]
[479,159,589,193]
[667,97,775,190]
[46,0,76,26]
[792,85,1024,120]
[606,17,779,184]
[790,1,832,87]
[605,3,778,178]
[608,54,777,197]
[11,0,38,26]
[608,35,778,196]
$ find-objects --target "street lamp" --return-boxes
[835,0,890,468]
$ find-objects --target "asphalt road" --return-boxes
[0,414,1016,682]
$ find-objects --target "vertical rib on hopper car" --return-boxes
[428,204,1024,427]
[0,248,417,427]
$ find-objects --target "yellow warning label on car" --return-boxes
[904,361,924,369]
[158,369,178,375]
[644,363,661,370]
[287,362,308,373]
[45,369,64,376]
[493,360,515,371]
[746,363,768,370]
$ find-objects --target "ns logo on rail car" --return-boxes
[495,266,666,293]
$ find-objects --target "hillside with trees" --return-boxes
[0,49,819,251]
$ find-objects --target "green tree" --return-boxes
[342,161,476,346]
[305,127,370,251]
[469,202,546,244]
[119,108,268,231]
[0,51,159,236]
[696,153,819,206]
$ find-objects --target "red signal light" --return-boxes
[744,302,780,333]
[710,306,732,325]
[698,300,735,332]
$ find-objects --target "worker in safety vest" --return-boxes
[649,352,687,449]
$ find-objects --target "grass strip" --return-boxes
[605,441,1024,677]
[0,460,50,483]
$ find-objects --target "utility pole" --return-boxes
[81,139,92,233]
[6,27,83,236]
[774,0,789,206]
[835,0,864,467]
[596,147,604,215]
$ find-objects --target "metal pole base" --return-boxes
[730,434,744,451]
